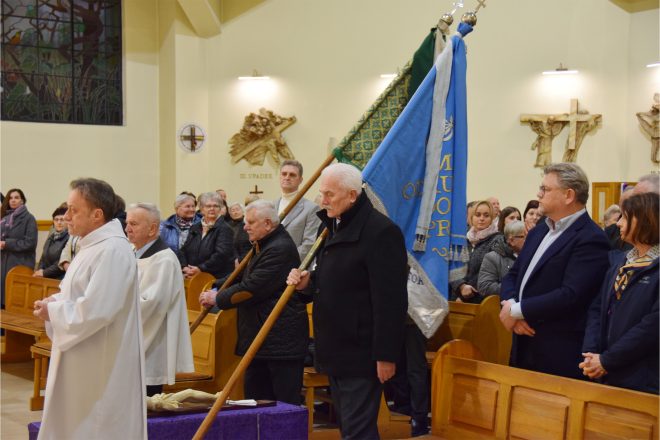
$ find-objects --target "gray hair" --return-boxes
[636,173,660,194]
[228,202,244,212]
[245,199,280,226]
[544,163,589,205]
[127,202,161,224]
[603,204,621,223]
[199,191,221,207]
[503,220,525,239]
[174,193,195,209]
[321,163,363,195]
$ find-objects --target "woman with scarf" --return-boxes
[160,193,199,256]
[478,220,527,297]
[450,200,503,304]
[0,188,37,308]
[33,206,69,280]
[179,192,234,279]
[580,193,659,394]
[227,202,252,263]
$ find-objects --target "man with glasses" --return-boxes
[499,163,609,379]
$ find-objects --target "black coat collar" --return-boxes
[140,237,170,259]
[317,191,371,246]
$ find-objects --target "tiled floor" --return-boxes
[1,360,42,440]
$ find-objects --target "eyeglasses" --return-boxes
[538,185,559,196]
[510,235,526,239]
[204,204,221,209]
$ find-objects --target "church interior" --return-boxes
[1,0,658,438]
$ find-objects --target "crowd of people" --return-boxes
[1,163,657,439]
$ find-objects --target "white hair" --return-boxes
[199,192,221,207]
[127,202,161,224]
[174,194,195,209]
[246,199,280,226]
[503,220,525,239]
[321,163,363,194]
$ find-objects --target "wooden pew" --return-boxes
[0,266,59,362]
[184,271,216,311]
[428,340,659,439]
[164,308,244,399]
[31,308,245,411]
[426,294,512,366]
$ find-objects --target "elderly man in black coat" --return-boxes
[288,163,408,440]
[200,199,307,405]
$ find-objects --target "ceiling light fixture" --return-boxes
[542,63,578,76]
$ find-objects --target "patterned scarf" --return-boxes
[175,215,194,249]
[0,204,26,239]
[613,245,659,300]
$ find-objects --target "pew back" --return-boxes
[431,340,660,440]
[427,295,511,365]
[184,272,215,311]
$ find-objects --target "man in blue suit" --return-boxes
[499,163,609,379]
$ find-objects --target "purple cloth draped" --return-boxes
[29,402,308,440]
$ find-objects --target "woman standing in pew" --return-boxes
[33,206,69,280]
[451,200,503,304]
[581,192,659,394]
[0,188,37,308]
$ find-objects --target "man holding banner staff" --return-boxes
[288,163,408,440]
[199,200,308,405]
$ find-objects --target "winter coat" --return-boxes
[159,214,200,256]
[477,238,516,297]
[308,192,408,377]
[179,218,234,278]
[582,252,658,394]
[227,218,252,261]
[38,230,69,279]
[214,225,308,360]
[451,232,505,303]
[1,207,38,307]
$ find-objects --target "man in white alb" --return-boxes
[125,202,194,396]
[33,178,146,439]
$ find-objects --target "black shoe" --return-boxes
[411,417,429,437]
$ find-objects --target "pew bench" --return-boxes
[426,339,659,439]
[0,266,59,363]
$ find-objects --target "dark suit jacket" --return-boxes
[501,211,609,379]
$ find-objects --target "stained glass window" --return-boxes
[1,0,122,125]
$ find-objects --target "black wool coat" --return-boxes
[309,192,408,377]
[179,218,234,278]
[215,225,308,360]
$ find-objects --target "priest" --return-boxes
[33,178,146,440]
[125,202,194,395]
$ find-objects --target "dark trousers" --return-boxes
[244,358,304,405]
[387,323,429,420]
[328,375,382,440]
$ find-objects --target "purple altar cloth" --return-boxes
[28,402,308,440]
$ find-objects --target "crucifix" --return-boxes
[229,108,297,167]
[249,185,264,196]
[521,98,601,167]
[179,124,205,152]
[636,93,659,164]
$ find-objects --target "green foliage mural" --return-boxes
[1,0,122,125]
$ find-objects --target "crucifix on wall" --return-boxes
[636,93,659,164]
[521,99,602,168]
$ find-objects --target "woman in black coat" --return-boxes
[0,188,38,308]
[227,202,252,263]
[581,193,659,394]
[33,206,69,280]
[179,192,234,279]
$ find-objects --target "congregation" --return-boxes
[0,163,658,439]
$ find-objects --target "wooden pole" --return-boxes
[191,228,329,440]
[190,153,336,334]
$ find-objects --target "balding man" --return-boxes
[200,200,308,405]
[126,203,194,396]
[499,163,609,379]
[288,163,408,440]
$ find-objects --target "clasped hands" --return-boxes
[499,299,535,336]
[182,265,200,279]
[579,352,607,379]
[33,296,56,321]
